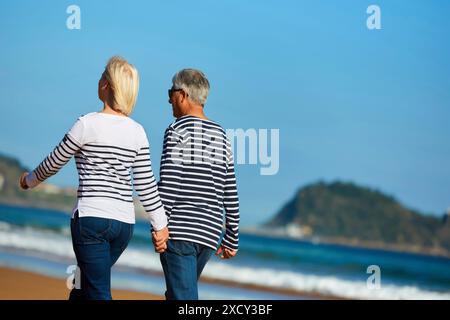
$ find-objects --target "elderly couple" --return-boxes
[19,56,240,300]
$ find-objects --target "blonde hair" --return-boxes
[104,56,139,116]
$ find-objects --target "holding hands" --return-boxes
[152,226,169,253]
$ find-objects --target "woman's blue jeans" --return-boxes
[69,211,134,300]
[160,239,214,300]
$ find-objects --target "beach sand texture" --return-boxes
[0,267,163,300]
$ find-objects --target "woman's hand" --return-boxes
[19,172,29,190]
[152,226,169,253]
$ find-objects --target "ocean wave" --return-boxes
[201,262,450,300]
[0,223,449,300]
[0,221,11,231]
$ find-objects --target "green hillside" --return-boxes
[0,153,76,212]
[267,181,450,256]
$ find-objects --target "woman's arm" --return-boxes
[132,130,168,231]
[133,131,169,252]
[20,119,84,189]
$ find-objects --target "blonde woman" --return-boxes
[19,56,169,300]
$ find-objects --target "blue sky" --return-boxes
[1,1,449,226]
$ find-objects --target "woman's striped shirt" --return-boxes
[25,112,167,229]
[158,115,240,250]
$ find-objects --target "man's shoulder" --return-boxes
[172,116,226,134]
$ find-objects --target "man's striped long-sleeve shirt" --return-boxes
[158,115,240,250]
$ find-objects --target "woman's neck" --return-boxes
[101,103,125,116]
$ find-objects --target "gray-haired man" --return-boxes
[154,69,240,300]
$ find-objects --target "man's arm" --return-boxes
[157,125,184,215]
[221,152,240,251]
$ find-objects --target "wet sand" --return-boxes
[0,266,343,300]
[0,267,163,300]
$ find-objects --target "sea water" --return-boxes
[0,204,449,300]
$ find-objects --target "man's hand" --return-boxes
[215,245,237,259]
[152,226,169,253]
[19,172,29,190]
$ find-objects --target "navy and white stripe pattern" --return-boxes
[132,146,166,215]
[30,134,81,185]
[75,142,136,203]
[26,126,166,227]
[158,115,240,250]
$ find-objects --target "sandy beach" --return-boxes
[0,267,163,300]
[0,266,343,300]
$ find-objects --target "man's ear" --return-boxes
[181,90,188,103]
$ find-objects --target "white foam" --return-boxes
[0,225,74,258]
[0,221,11,231]
[201,262,450,300]
[0,224,449,300]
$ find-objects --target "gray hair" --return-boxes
[172,69,210,106]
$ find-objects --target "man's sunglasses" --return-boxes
[168,88,184,97]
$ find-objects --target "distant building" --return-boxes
[285,223,313,238]
[286,224,303,238]
[36,183,61,194]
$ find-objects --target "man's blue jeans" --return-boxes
[69,211,134,300]
[160,239,214,300]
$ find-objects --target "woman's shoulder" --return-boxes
[77,112,137,126]
[73,112,142,134]
[126,116,146,132]
[75,112,98,122]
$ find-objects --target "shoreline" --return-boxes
[242,228,450,260]
[2,202,448,260]
[0,265,341,300]
[99,266,344,300]
[0,266,163,300]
